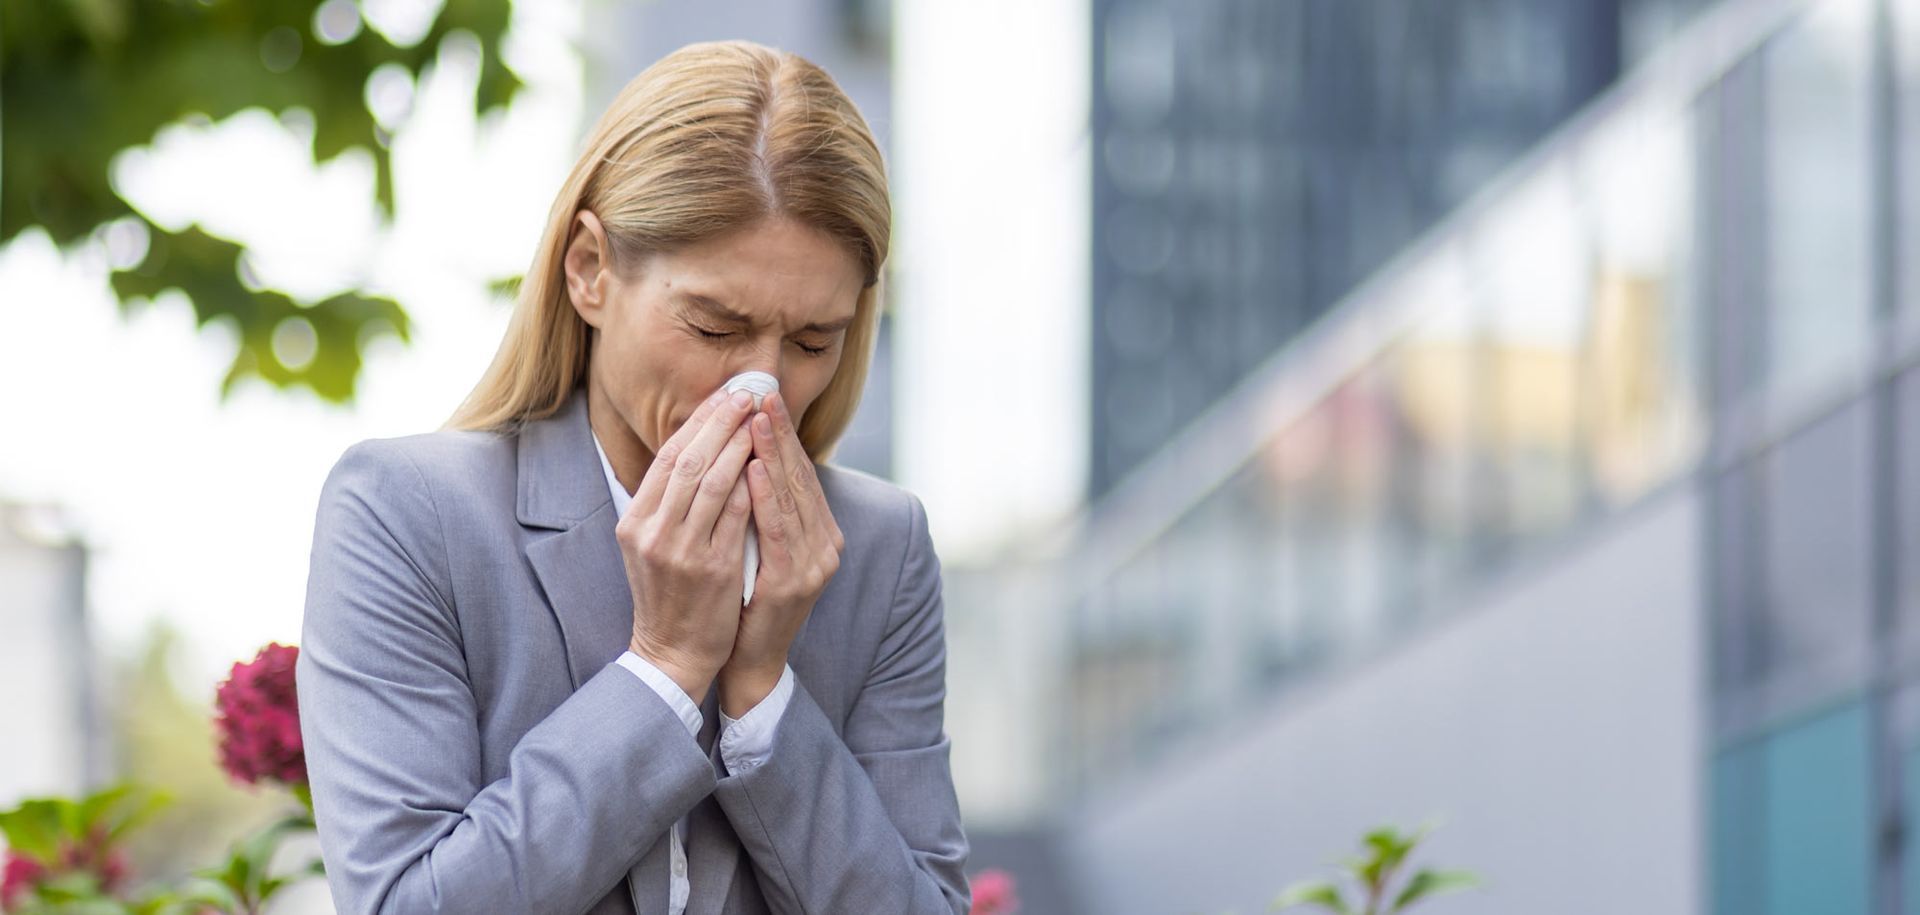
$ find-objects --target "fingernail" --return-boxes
[753,414,770,435]
[731,391,752,408]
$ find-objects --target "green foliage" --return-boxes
[0,784,167,864]
[1,785,320,915]
[1268,822,1479,915]
[0,0,524,403]
[157,812,324,915]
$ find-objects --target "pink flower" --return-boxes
[1,835,127,909]
[2,851,46,909]
[968,868,1019,915]
[214,642,307,787]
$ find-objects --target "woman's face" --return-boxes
[563,210,864,469]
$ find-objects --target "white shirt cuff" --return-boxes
[717,663,794,775]
[615,650,703,741]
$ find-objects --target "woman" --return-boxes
[296,39,971,915]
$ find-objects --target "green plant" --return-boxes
[1268,822,1478,915]
[1,644,321,914]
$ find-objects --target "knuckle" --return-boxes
[700,472,733,499]
[673,449,707,479]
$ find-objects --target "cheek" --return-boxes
[605,337,707,448]
[786,368,840,424]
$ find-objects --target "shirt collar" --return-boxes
[589,430,633,519]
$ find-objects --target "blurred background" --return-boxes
[2,0,1915,912]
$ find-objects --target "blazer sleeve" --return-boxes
[708,489,972,914]
[296,439,718,915]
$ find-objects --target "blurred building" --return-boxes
[937,0,1920,912]
[581,0,898,480]
[0,502,106,805]
[1086,0,1716,501]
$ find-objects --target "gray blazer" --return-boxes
[296,386,971,914]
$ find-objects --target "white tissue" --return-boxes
[723,371,778,605]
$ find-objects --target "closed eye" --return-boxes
[694,327,831,357]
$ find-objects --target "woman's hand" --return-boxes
[722,390,846,718]
[618,386,759,703]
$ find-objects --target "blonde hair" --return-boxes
[444,39,889,463]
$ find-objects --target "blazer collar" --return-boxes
[515,386,612,531]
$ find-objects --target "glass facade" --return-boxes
[1086,0,1715,502]
[1069,79,1708,787]
[1060,0,1919,910]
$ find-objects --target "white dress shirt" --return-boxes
[593,430,796,915]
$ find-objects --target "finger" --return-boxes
[711,471,753,550]
[744,457,792,564]
[750,411,806,541]
[768,392,837,546]
[684,422,753,537]
[660,390,753,523]
[634,386,730,517]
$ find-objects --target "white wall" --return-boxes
[1065,489,1706,915]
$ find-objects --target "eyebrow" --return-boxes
[674,292,855,334]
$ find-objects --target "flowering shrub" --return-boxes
[213,644,306,791]
[0,644,320,915]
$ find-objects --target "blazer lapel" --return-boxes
[518,387,632,691]
[516,387,743,913]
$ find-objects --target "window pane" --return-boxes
[1762,701,1871,915]
[1574,106,1704,507]
[1470,167,1591,546]
[1762,400,1872,691]
[1900,0,1920,317]
[1712,740,1765,915]
[1761,0,1874,394]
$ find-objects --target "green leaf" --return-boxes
[0,798,68,858]
[171,875,246,913]
[103,788,172,845]
[1269,879,1353,914]
[1388,869,1480,913]
[2,0,519,406]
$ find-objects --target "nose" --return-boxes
[726,354,781,394]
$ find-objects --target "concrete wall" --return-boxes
[0,504,97,804]
[1065,487,1706,915]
